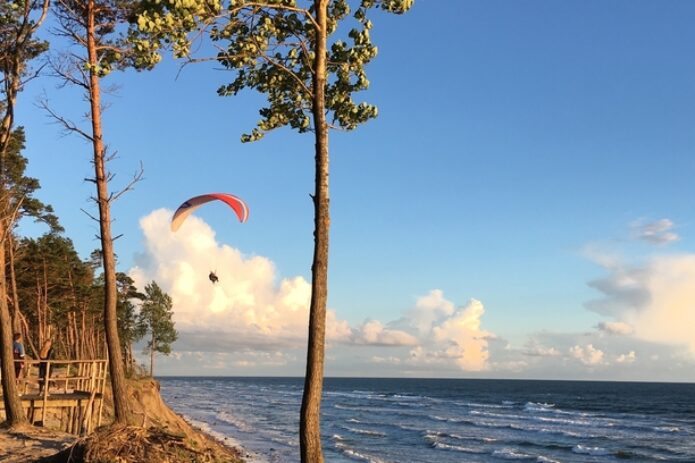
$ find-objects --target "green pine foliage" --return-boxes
[138,281,177,376]
[131,0,414,142]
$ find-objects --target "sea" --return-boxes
[158,377,695,463]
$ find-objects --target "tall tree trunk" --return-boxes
[300,2,329,461]
[0,95,26,426]
[85,0,130,424]
[0,62,20,158]
[0,0,48,425]
[149,333,155,377]
[8,235,21,332]
[0,220,27,425]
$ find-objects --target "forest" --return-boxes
[1,126,175,372]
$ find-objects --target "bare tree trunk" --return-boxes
[0,68,20,159]
[36,279,43,346]
[18,311,37,358]
[8,235,21,332]
[0,0,49,425]
[149,333,155,377]
[300,2,329,461]
[85,0,130,424]
[0,220,27,425]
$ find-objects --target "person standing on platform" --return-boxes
[13,333,26,384]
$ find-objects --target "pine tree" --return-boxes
[46,0,148,424]
[0,0,51,426]
[137,281,177,377]
[132,1,414,459]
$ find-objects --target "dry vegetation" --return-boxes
[3,370,245,462]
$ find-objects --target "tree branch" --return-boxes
[38,98,95,142]
[110,162,144,203]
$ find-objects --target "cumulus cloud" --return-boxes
[631,219,679,245]
[130,209,351,351]
[596,321,634,336]
[129,211,494,373]
[587,254,695,355]
[616,351,636,364]
[569,344,606,366]
[407,289,456,335]
[522,339,561,357]
[351,320,418,346]
[400,293,493,371]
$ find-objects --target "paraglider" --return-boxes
[171,193,249,232]
[171,193,249,283]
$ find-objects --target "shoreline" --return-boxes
[180,413,267,463]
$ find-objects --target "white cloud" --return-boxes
[129,209,350,351]
[399,293,493,371]
[351,320,418,346]
[631,219,679,244]
[406,289,455,336]
[588,254,695,355]
[616,351,636,364]
[569,344,606,366]
[596,321,634,336]
[129,211,494,373]
[522,339,561,357]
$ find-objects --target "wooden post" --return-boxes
[65,363,70,393]
[81,361,97,434]
[97,360,105,427]
[40,360,50,425]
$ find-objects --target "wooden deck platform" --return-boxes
[1,391,102,408]
[1,359,107,435]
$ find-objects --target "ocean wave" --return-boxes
[431,441,484,453]
[347,418,362,423]
[537,427,600,439]
[424,430,497,443]
[396,401,427,408]
[517,439,573,449]
[266,434,297,447]
[429,414,531,432]
[182,414,265,462]
[429,415,474,425]
[492,448,536,460]
[572,444,610,456]
[532,414,606,427]
[455,401,515,409]
[536,457,561,463]
[217,411,252,432]
[327,391,373,399]
[344,426,387,437]
[183,416,227,441]
[335,442,389,463]
[524,402,594,419]
[653,426,681,433]
[524,402,556,413]
[333,404,419,417]
[391,394,425,400]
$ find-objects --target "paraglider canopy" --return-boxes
[171,193,249,232]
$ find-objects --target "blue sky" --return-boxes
[14,1,695,379]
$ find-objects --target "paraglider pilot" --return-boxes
[209,271,219,284]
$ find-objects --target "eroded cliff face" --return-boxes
[40,378,244,463]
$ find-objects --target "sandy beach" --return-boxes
[0,426,74,462]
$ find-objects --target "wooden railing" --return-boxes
[1,359,108,434]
